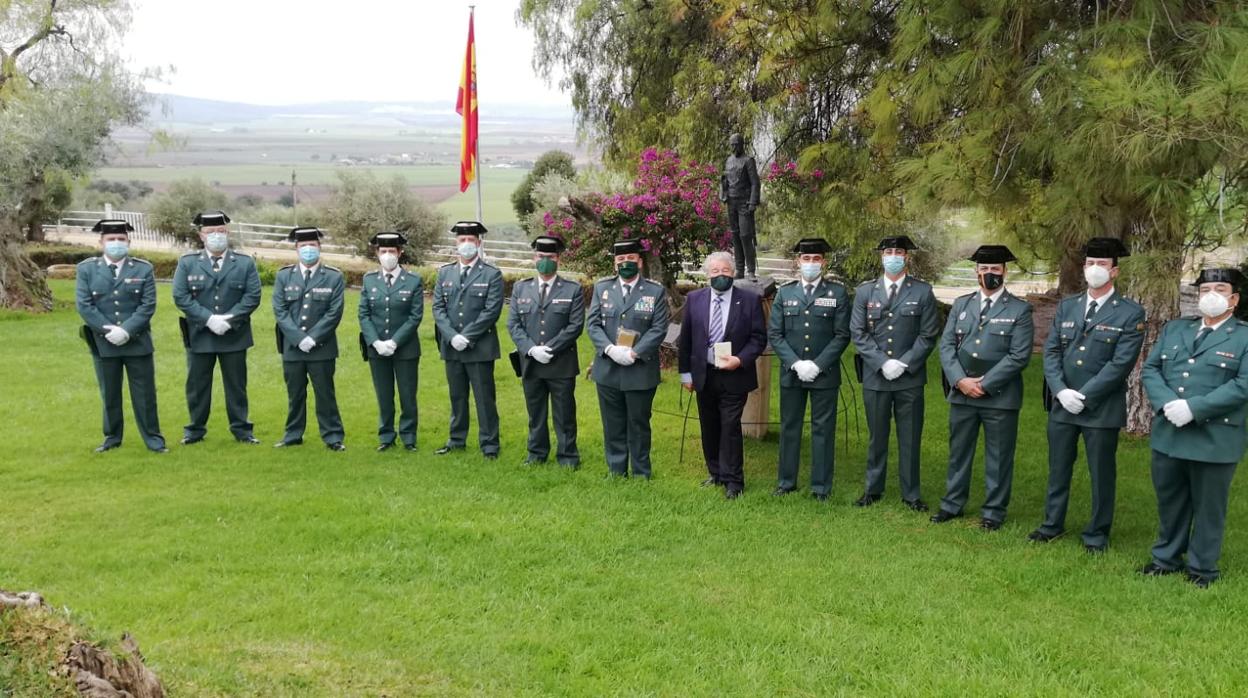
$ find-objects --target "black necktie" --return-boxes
[622,283,632,299]
[212,257,222,272]
[887,283,898,308]
[303,269,312,290]
[1086,300,1098,322]
[385,273,394,287]
[540,282,549,305]
[805,284,814,300]
[980,297,992,324]
[108,263,118,279]
[1195,327,1211,349]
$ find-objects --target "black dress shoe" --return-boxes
[1027,529,1064,543]
[404,444,418,452]
[853,493,882,507]
[151,447,170,454]
[435,444,465,455]
[724,488,742,500]
[180,436,204,446]
[94,442,120,453]
[700,477,722,488]
[523,458,547,466]
[1084,543,1107,554]
[902,498,929,512]
[811,492,829,502]
[1185,572,1214,588]
[236,436,261,445]
[1138,562,1179,576]
[979,517,1002,531]
[377,442,394,452]
[273,439,303,448]
[326,442,346,452]
[930,509,962,524]
[483,452,498,460]
[772,486,796,497]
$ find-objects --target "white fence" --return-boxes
[53,210,354,256]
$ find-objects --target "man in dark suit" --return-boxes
[172,210,263,446]
[507,235,585,467]
[679,251,767,499]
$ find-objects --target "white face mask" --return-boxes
[457,241,479,260]
[379,253,399,271]
[1084,264,1111,289]
[1199,291,1231,319]
[204,232,229,254]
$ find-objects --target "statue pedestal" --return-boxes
[741,275,777,439]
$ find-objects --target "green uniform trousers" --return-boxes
[597,384,655,477]
[184,350,252,441]
[941,403,1019,523]
[445,360,499,455]
[522,375,579,465]
[281,359,344,445]
[94,354,165,452]
[778,386,839,495]
[369,356,419,447]
[1150,450,1238,580]
[1038,420,1119,546]
[863,386,924,501]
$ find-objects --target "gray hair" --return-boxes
[702,251,735,274]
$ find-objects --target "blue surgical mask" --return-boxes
[457,241,479,260]
[205,233,229,254]
[799,262,822,282]
[882,255,905,276]
[298,245,320,265]
[104,241,129,260]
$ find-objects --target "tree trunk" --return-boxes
[1124,218,1184,435]
[0,214,54,311]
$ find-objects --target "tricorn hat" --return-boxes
[288,227,324,243]
[1084,237,1129,260]
[92,219,134,235]
[792,238,831,255]
[532,235,566,254]
[968,245,1017,264]
[1192,268,1246,291]
[193,210,231,227]
[877,235,918,252]
[450,220,488,237]
[370,231,407,248]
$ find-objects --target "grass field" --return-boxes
[1,280,1245,696]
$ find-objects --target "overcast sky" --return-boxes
[123,0,569,106]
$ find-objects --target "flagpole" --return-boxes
[469,5,483,224]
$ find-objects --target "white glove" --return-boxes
[206,315,231,335]
[372,340,395,357]
[1056,388,1086,414]
[103,325,130,346]
[1163,399,1194,427]
[298,336,317,353]
[529,345,554,364]
[881,359,907,381]
[792,360,820,382]
[606,345,636,366]
[382,339,398,355]
[451,334,470,351]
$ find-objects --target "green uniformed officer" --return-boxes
[1030,238,1144,551]
[932,245,1034,529]
[507,235,585,467]
[768,238,851,500]
[586,239,671,479]
[850,235,940,510]
[75,219,167,453]
[1139,268,1248,587]
[272,227,346,451]
[171,210,263,445]
[359,232,424,452]
[431,221,504,458]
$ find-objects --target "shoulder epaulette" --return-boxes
[781,278,800,286]
[364,270,380,277]
[131,257,152,266]
[77,257,100,266]
[181,250,200,258]
[322,265,342,274]
[440,261,456,268]
[595,276,616,285]
[855,279,876,291]
[279,264,296,271]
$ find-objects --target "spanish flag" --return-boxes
[456,10,478,193]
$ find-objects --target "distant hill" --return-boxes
[146,93,575,129]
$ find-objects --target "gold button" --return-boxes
[805,310,810,315]
[303,304,308,309]
[1189,359,1196,364]
[887,350,893,356]
[1079,346,1086,351]
[972,352,978,358]
[1076,360,1083,366]
[887,338,893,343]
[1162,355,1168,359]
[804,323,809,327]
[300,315,306,320]
[805,335,810,340]
[975,339,981,345]
[1182,372,1189,378]
[1221,363,1227,368]
[804,347,810,352]
[888,313,893,318]
[1178,387,1185,393]
[540,331,546,336]
[887,326,893,331]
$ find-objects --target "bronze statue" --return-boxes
[720,133,761,280]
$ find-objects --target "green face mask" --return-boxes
[709,275,734,292]
[617,261,640,279]
[535,258,558,276]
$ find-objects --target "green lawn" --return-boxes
[1,280,1245,696]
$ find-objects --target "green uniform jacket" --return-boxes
[586,276,670,391]
[1043,292,1146,428]
[850,276,940,391]
[939,290,1034,410]
[768,278,851,390]
[171,249,262,353]
[359,268,424,360]
[507,275,585,380]
[75,256,157,358]
[272,264,345,361]
[431,261,504,362]
[1142,316,1248,464]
